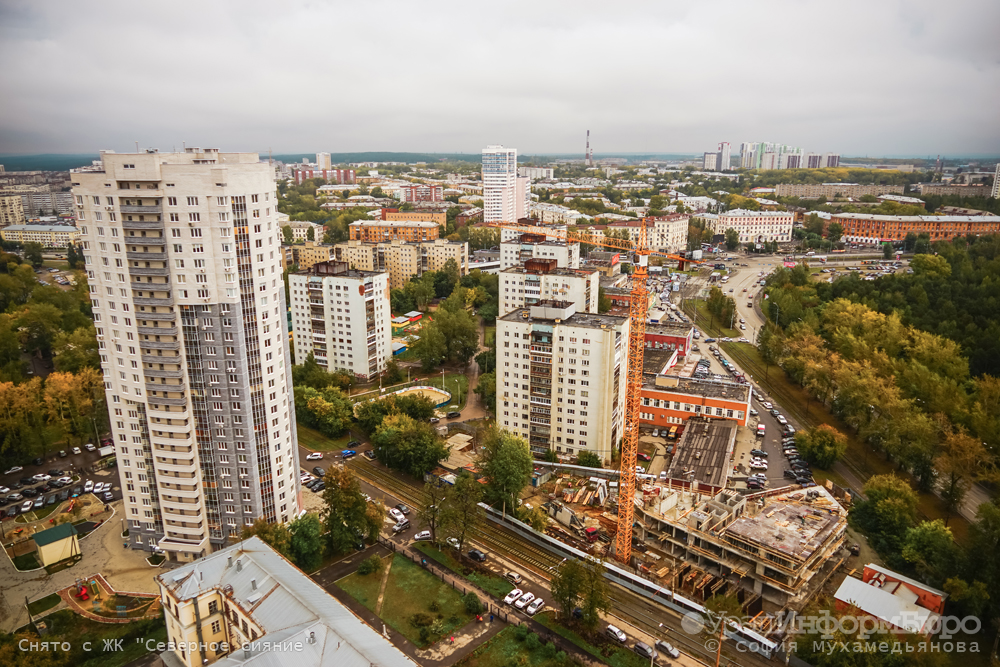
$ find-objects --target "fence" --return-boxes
[374,535,601,662]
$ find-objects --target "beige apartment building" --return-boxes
[497,301,628,461]
[157,536,417,667]
[332,237,468,290]
[0,194,25,227]
[915,183,989,198]
[499,259,599,317]
[279,240,335,271]
[382,209,447,226]
[774,183,905,198]
[72,148,299,561]
[348,219,439,242]
[0,224,78,247]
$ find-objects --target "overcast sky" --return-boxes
[1,0,998,157]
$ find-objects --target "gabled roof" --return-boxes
[835,576,937,635]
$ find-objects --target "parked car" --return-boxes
[32,496,44,509]
[22,488,38,498]
[71,486,82,498]
[468,549,487,562]
[32,457,43,466]
[504,589,523,605]
[655,640,681,659]
[526,597,544,615]
[102,492,113,502]
[84,480,94,493]
[347,440,360,449]
[6,493,23,503]
[395,503,410,515]
[505,571,523,585]
[413,530,432,541]
[0,486,8,495]
[46,494,57,506]
[429,417,440,424]
[514,592,535,609]
[392,520,410,534]
[750,449,767,457]
[21,500,33,513]
[311,482,325,493]
[55,476,72,486]
[389,508,405,523]
[305,452,323,461]
[446,411,461,419]
[633,642,657,660]
[84,443,96,452]
[446,537,460,549]
[57,490,69,502]
[312,467,326,477]
[58,450,67,458]
[341,450,357,459]
[784,469,799,480]
[363,450,376,460]
[70,446,81,455]
[606,625,627,643]
[47,469,62,477]
[637,453,651,461]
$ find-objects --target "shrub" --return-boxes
[463,592,484,615]
[542,641,557,659]
[555,651,568,664]
[429,600,441,613]
[357,554,383,575]
[419,627,432,644]
[411,612,434,627]
[525,633,541,651]
[514,625,530,641]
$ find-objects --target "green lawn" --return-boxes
[336,557,388,612]
[296,423,352,452]
[457,625,565,667]
[415,543,514,599]
[13,552,40,570]
[16,502,60,523]
[27,593,60,615]
[484,325,496,349]
[379,554,473,647]
[534,613,647,667]
[28,610,166,667]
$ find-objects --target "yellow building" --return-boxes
[279,241,335,271]
[332,238,468,290]
[156,536,416,667]
[0,194,25,228]
[1,224,79,248]
[382,210,446,226]
[33,523,79,567]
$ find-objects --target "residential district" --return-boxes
[1,145,999,667]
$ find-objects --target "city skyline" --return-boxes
[1,0,998,156]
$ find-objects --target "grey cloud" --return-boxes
[0,0,998,156]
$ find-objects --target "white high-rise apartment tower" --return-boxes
[992,163,1000,199]
[482,145,518,224]
[718,142,731,171]
[316,152,332,170]
[71,148,299,562]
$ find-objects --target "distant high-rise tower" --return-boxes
[992,163,1000,199]
[586,131,593,167]
[718,142,731,171]
[482,145,518,224]
[316,152,331,170]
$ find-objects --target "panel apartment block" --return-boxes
[497,302,628,462]
[483,145,518,224]
[289,261,391,380]
[499,260,599,317]
[72,148,299,561]
[500,233,580,270]
[348,219,439,242]
[332,238,468,290]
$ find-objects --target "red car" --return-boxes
[637,453,651,461]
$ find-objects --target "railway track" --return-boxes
[345,459,774,666]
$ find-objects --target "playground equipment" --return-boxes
[74,584,89,601]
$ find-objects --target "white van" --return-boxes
[756,424,766,438]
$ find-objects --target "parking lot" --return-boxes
[2,444,121,520]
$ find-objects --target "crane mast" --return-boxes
[486,218,701,566]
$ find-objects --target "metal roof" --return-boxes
[32,522,78,547]
[158,537,417,667]
[834,576,937,635]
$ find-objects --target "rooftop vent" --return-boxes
[251,579,257,591]
[236,559,242,572]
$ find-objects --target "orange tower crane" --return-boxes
[486,219,701,565]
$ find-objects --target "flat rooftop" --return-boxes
[499,307,627,329]
[642,350,677,375]
[502,266,596,277]
[724,501,844,562]
[350,220,438,228]
[646,376,750,401]
[645,322,693,337]
[665,418,736,488]
[294,260,383,279]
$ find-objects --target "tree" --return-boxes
[901,520,960,588]
[294,386,353,438]
[306,225,315,241]
[724,228,740,251]
[241,518,292,557]
[439,473,484,551]
[51,325,100,373]
[578,558,611,632]
[575,451,602,468]
[321,467,383,553]
[597,286,611,313]
[418,481,449,543]
[475,349,495,374]
[794,425,847,469]
[550,558,585,618]
[936,425,995,517]
[281,225,294,244]
[23,242,43,268]
[474,372,495,413]
[882,242,894,259]
[382,358,403,384]
[372,413,448,477]
[851,474,918,560]
[355,392,436,434]
[289,513,325,572]
[477,427,534,513]
[826,221,844,242]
